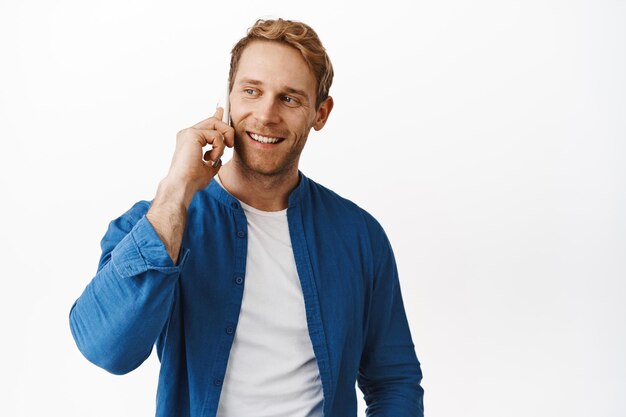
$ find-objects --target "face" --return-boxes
[229,41,333,177]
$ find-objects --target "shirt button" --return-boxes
[237,230,245,238]
[231,202,239,209]
[226,326,234,335]
[214,379,222,386]
[235,276,244,285]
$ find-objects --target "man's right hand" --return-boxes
[146,107,235,263]
[165,107,235,207]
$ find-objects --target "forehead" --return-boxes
[234,41,316,96]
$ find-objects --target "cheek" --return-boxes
[230,110,247,133]
[228,98,246,125]
[292,114,316,137]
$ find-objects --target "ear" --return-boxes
[313,96,334,131]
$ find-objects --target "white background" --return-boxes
[1,0,624,416]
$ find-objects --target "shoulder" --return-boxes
[300,175,387,239]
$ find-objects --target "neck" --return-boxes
[217,157,299,212]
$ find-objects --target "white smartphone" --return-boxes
[217,80,233,164]
[221,80,231,126]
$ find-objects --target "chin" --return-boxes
[233,135,299,177]
[242,155,296,178]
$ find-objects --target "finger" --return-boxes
[203,151,222,168]
[196,129,225,162]
[192,107,223,128]
[203,150,222,166]
[192,116,218,130]
[191,113,224,130]
[206,143,224,165]
[222,125,235,148]
[192,115,235,148]
[213,106,224,121]
[191,128,223,147]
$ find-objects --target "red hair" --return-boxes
[229,18,334,108]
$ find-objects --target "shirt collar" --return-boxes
[205,171,308,210]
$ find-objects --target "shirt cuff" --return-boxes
[111,216,190,278]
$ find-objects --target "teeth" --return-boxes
[250,132,281,144]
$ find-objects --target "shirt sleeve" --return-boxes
[69,201,189,375]
[357,222,424,416]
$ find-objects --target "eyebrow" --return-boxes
[238,78,310,100]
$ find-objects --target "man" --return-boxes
[70,18,424,417]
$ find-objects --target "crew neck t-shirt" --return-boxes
[214,176,324,417]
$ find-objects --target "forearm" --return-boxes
[146,178,195,263]
[358,218,424,416]
[70,260,180,374]
[145,109,231,264]
[70,208,185,375]
[358,352,424,416]
[70,111,230,374]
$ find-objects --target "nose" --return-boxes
[254,96,281,125]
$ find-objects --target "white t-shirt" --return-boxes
[215,177,324,417]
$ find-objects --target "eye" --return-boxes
[281,95,299,106]
[244,88,257,95]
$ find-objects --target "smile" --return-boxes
[248,131,284,144]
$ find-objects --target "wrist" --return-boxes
[155,177,197,210]
[146,179,190,263]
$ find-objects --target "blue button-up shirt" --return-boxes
[70,173,424,416]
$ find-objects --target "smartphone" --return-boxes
[218,81,233,163]
[221,81,231,126]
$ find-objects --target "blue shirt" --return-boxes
[69,173,424,416]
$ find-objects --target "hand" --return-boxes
[165,107,235,206]
[146,108,234,263]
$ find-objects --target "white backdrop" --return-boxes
[1,1,624,416]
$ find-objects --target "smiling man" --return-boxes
[70,18,424,417]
